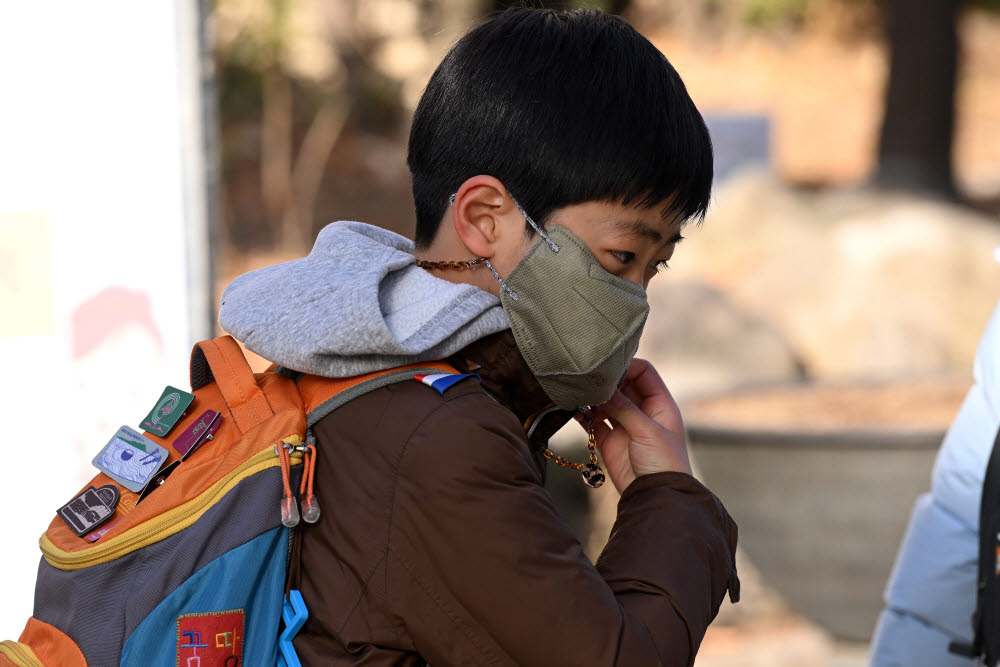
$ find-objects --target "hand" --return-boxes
[586,358,692,494]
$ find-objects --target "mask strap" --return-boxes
[509,196,560,253]
[483,258,518,301]
[448,191,557,302]
[449,192,560,253]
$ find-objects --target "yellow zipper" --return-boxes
[0,640,42,667]
[40,440,303,571]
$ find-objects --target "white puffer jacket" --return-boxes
[870,298,1000,666]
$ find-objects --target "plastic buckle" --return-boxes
[277,589,309,667]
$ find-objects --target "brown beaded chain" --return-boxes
[415,258,484,271]
[538,408,605,488]
[416,256,606,489]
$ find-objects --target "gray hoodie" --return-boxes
[218,221,510,376]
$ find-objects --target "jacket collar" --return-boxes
[446,330,574,441]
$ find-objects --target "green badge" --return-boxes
[140,385,195,437]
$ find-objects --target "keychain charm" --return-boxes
[580,462,606,488]
[579,408,605,488]
[535,406,606,488]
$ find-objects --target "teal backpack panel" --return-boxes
[121,526,289,666]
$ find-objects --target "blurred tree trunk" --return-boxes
[259,71,350,252]
[873,0,962,198]
[260,69,293,236]
[278,100,349,250]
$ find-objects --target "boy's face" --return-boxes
[542,199,683,291]
[424,178,685,298]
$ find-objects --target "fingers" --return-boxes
[589,416,612,441]
[617,358,682,429]
[592,390,658,441]
[575,412,615,448]
[621,379,643,408]
[620,358,668,400]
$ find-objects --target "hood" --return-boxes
[218,221,510,377]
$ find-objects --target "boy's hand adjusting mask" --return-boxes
[451,192,650,410]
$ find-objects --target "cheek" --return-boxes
[594,254,621,276]
[520,232,537,256]
[494,233,537,276]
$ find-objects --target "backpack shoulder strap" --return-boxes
[952,425,1000,662]
[975,426,1000,662]
[297,361,461,444]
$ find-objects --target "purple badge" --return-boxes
[85,518,121,543]
[173,409,221,460]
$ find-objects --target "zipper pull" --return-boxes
[277,442,300,527]
[299,443,321,523]
[278,589,309,667]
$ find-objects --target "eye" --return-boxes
[653,260,670,273]
[609,250,634,265]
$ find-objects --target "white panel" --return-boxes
[0,0,210,637]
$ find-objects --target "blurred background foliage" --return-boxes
[211,0,1000,256]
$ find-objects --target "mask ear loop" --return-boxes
[449,192,560,253]
[483,259,518,301]
[448,192,520,301]
[509,196,560,253]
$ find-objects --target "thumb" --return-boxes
[595,391,656,441]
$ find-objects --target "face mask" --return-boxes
[453,193,650,410]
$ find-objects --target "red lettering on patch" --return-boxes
[177,608,244,666]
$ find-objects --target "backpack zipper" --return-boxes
[0,640,42,667]
[40,441,304,571]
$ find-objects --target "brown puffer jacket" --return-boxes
[291,330,740,666]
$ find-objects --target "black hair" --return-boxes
[407,7,713,248]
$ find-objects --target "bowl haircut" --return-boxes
[407,7,714,249]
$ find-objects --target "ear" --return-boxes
[450,175,517,258]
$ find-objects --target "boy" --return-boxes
[220,7,739,666]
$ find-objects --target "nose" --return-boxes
[625,267,650,291]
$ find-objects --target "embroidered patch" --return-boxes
[413,373,479,395]
[177,608,244,667]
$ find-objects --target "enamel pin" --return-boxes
[58,484,120,537]
[174,409,221,460]
[140,386,195,437]
[93,426,169,493]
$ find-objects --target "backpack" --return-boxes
[0,335,460,667]
[950,426,1000,666]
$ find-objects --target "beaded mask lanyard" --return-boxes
[415,256,607,489]
[532,406,606,488]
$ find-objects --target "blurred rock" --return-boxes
[670,167,1000,380]
[639,280,807,401]
[555,279,806,614]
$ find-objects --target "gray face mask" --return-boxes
[451,193,650,410]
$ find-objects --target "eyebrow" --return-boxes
[608,218,684,245]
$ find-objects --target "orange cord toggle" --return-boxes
[299,444,321,523]
[278,443,300,527]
